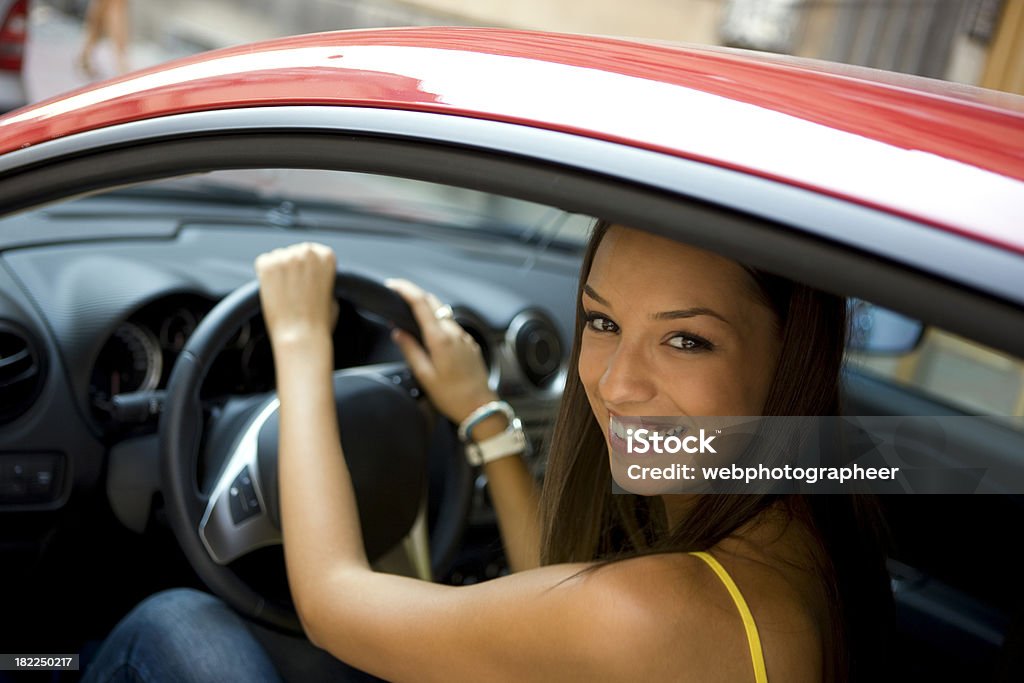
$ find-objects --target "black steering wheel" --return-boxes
[159,272,473,632]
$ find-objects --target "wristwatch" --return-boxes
[457,400,528,466]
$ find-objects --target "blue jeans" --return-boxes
[81,588,384,683]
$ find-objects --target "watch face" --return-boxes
[458,404,525,465]
[468,420,528,466]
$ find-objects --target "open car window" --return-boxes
[0,124,1022,681]
[848,322,1024,431]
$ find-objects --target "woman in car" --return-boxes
[83,221,891,682]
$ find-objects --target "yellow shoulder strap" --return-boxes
[690,551,769,683]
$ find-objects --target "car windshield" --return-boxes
[16,165,1023,433]
[107,169,595,249]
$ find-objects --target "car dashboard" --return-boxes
[0,205,578,556]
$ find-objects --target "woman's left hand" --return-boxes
[254,242,339,348]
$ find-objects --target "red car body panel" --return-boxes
[1,28,1023,254]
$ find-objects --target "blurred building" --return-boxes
[132,0,1022,93]
[395,0,1015,88]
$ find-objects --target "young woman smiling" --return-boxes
[83,221,891,683]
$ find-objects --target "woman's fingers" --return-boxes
[391,328,436,383]
[384,278,496,423]
[385,278,447,348]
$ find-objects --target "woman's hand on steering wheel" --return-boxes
[253,242,494,424]
[386,278,497,425]
[254,242,340,349]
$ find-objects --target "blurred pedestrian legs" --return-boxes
[77,0,129,77]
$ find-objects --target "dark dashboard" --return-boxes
[86,292,391,435]
[0,187,582,657]
[87,294,267,424]
[0,205,579,524]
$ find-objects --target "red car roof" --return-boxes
[2,28,1023,253]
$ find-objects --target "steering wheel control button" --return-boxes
[229,466,261,525]
[389,368,420,398]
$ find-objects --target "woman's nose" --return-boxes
[598,342,657,407]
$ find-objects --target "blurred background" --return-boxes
[4,0,1022,108]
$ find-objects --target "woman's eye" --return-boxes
[584,313,618,333]
[667,334,713,352]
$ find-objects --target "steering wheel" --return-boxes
[159,272,473,632]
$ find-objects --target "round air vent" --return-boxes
[0,321,45,426]
[509,312,562,387]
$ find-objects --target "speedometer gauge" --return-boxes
[89,322,163,409]
[159,308,198,353]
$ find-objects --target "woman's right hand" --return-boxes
[388,279,540,574]
[385,279,498,425]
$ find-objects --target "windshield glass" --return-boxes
[115,169,595,247]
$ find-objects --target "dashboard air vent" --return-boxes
[0,321,45,426]
[510,312,562,387]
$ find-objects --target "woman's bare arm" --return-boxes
[387,279,541,571]
[255,244,697,682]
[475,416,541,571]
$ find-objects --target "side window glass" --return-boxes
[847,301,1024,429]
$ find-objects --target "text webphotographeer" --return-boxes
[626,462,900,485]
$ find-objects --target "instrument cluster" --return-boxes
[87,293,390,432]
[87,295,275,423]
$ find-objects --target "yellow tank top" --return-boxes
[689,551,769,683]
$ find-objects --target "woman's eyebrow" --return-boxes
[653,308,731,326]
[582,284,608,305]
[585,284,731,326]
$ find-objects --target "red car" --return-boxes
[0,28,1022,681]
[0,0,27,112]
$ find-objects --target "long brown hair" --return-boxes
[538,221,891,682]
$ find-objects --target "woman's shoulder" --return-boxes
[571,545,824,681]
[556,554,730,681]
[579,545,823,624]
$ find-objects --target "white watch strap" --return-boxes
[458,401,515,443]
[464,417,527,466]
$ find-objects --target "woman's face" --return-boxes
[579,225,782,453]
